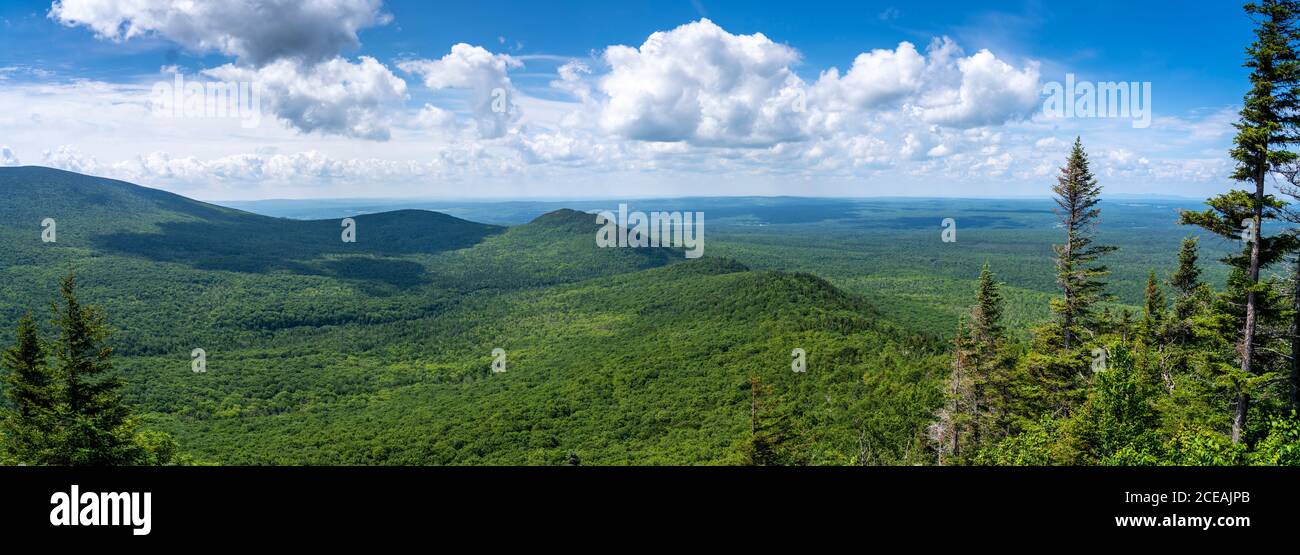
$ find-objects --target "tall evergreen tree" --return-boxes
[48,274,143,465]
[970,263,1014,441]
[1161,237,1212,391]
[1169,237,1205,323]
[1143,270,1167,330]
[1182,0,1300,443]
[1288,262,1300,411]
[0,313,56,462]
[1051,138,1117,352]
[933,318,973,464]
[935,263,1014,464]
[970,263,1006,348]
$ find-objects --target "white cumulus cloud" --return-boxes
[205,56,407,140]
[398,44,522,139]
[49,0,389,66]
[915,47,1041,128]
[52,0,407,140]
[812,42,926,110]
[595,19,808,146]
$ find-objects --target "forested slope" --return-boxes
[0,167,943,464]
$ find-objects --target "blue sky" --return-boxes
[0,0,1261,200]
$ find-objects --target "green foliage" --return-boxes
[1,274,183,465]
[933,263,1020,464]
[0,312,56,461]
[1050,138,1118,351]
[1251,412,1300,464]
[1068,343,1163,465]
[2,158,1296,466]
[976,416,1067,466]
[968,3,1300,463]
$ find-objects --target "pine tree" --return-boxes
[1169,237,1205,323]
[1160,238,1211,392]
[934,264,1015,464]
[1143,270,1167,331]
[48,274,143,465]
[970,263,1015,441]
[1182,0,1300,443]
[0,313,57,462]
[1275,229,1300,413]
[934,318,973,464]
[1050,138,1117,352]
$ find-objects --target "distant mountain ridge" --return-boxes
[0,167,943,465]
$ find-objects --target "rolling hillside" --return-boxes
[0,167,943,464]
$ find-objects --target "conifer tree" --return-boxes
[1143,270,1167,331]
[0,313,56,462]
[935,319,973,464]
[1051,138,1116,352]
[1018,139,1115,420]
[1160,238,1212,391]
[1182,0,1300,442]
[48,274,143,465]
[2,275,186,465]
[935,264,1014,464]
[1169,237,1205,323]
[1144,271,1175,345]
[970,264,1014,441]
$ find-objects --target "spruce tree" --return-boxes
[970,263,1006,348]
[1182,0,1300,443]
[1169,237,1204,323]
[970,263,1013,442]
[935,318,974,464]
[1161,237,1212,391]
[1051,138,1116,352]
[0,313,56,462]
[936,264,1013,464]
[1142,271,1167,337]
[49,274,142,465]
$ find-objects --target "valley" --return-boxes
[0,167,1240,464]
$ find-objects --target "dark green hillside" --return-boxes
[0,168,941,465]
[0,169,681,356]
[425,208,682,291]
[130,257,944,465]
[0,167,505,273]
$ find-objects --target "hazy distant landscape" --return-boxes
[0,167,1241,464]
[5,0,1300,473]
[225,194,1237,337]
